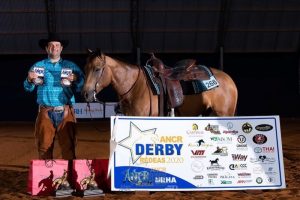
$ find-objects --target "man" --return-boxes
[24,33,84,160]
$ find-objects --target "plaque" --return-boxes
[61,68,72,87]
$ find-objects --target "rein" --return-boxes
[119,66,141,98]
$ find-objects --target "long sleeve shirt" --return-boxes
[24,58,84,107]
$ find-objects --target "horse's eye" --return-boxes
[95,68,101,72]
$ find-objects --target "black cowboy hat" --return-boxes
[38,33,69,49]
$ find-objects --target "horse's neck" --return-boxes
[107,56,142,97]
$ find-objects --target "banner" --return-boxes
[110,116,285,191]
[73,102,118,118]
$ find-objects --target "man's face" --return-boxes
[46,41,63,58]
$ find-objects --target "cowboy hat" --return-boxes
[38,33,69,49]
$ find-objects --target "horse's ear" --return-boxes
[87,48,93,54]
[149,52,156,59]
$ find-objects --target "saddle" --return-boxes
[145,53,213,116]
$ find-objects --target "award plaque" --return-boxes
[33,67,44,85]
[61,68,72,87]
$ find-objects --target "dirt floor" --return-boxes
[0,118,299,200]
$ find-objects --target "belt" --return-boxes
[40,105,66,113]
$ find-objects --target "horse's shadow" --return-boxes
[37,170,54,196]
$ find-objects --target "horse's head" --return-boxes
[82,49,112,102]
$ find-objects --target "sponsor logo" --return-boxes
[207,158,225,170]
[265,167,278,175]
[237,135,246,143]
[223,122,238,134]
[192,123,199,130]
[205,124,221,134]
[253,165,264,174]
[155,176,177,184]
[220,173,235,179]
[250,155,276,164]
[193,175,204,180]
[255,124,273,131]
[237,179,252,184]
[253,134,267,144]
[229,163,247,170]
[123,168,151,185]
[256,177,263,184]
[232,154,248,161]
[210,136,233,144]
[254,146,275,153]
[237,172,251,178]
[212,146,228,156]
[262,147,275,153]
[208,179,214,185]
[191,161,204,173]
[242,122,252,133]
[61,68,72,77]
[191,150,206,158]
[207,173,218,178]
[254,147,262,153]
[186,129,204,136]
[33,67,45,76]
[188,139,213,148]
[267,177,276,183]
[221,180,232,184]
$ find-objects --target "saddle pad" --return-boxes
[142,65,160,95]
[182,65,219,95]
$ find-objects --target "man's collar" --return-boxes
[46,57,63,63]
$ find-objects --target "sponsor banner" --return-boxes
[74,102,118,118]
[74,103,104,118]
[110,116,285,191]
[105,102,118,118]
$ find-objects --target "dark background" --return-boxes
[0,0,299,120]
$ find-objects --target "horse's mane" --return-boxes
[88,48,137,66]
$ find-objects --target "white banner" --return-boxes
[110,116,285,191]
[74,102,118,118]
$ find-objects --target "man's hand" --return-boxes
[67,73,77,82]
[28,71,38,83]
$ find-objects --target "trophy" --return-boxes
[79,162,104,197]
[33,67,45,85]
[61,68,72,87]
[52,169,74,197]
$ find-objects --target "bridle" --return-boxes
[91,55,107,103]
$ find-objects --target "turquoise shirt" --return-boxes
[24,58,84,107]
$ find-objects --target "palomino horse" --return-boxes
[82,50,238,116]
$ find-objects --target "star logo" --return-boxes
[118,122,158,164]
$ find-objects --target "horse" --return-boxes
[82,50,238,117]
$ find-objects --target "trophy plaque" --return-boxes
[33,67,44,85]
[61,68,72,87]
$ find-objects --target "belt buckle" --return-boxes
[53,106,64,113]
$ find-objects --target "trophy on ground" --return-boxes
[52,169,74,197]
[80,168,104,197]
[79,161,104,197]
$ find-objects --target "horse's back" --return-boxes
[177,67,238,116]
